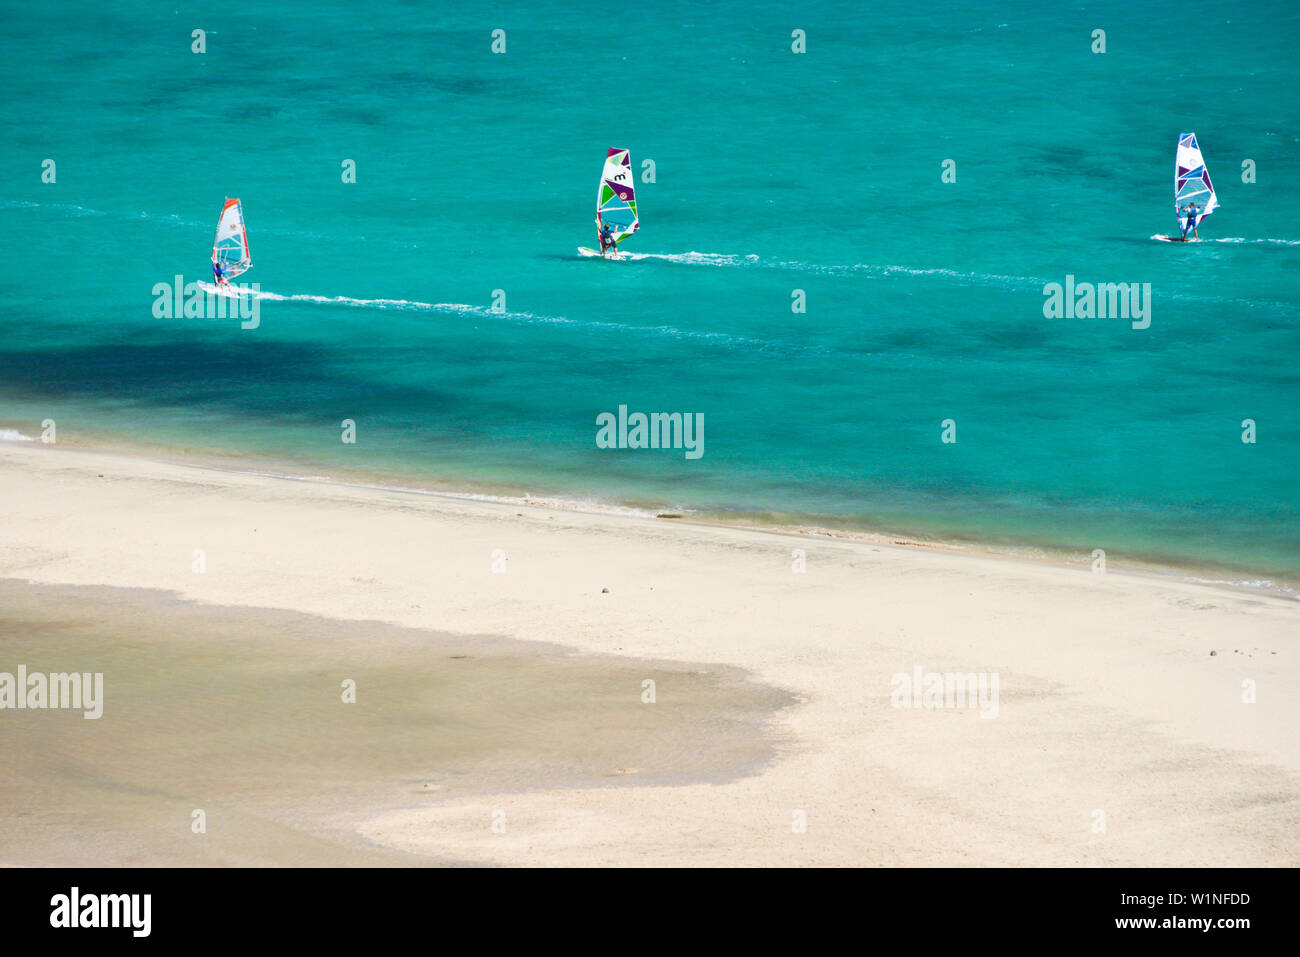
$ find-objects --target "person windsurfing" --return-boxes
[598,220,616,257]
[1180,201,1199,240]
[212,259,228,286]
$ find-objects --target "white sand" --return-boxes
[1,442,1296,866]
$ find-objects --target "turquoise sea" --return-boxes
[2,1,1298,583]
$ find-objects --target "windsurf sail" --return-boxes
[212,197,252,279]
[596,148,639,246]
[1175,133,1218,231]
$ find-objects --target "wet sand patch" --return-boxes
[0,579,792,866]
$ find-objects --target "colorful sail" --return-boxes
[212,197,252,279]
[1175,133,1218,230]
[596,148,639,246]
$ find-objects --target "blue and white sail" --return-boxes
[1175,133,1218,231]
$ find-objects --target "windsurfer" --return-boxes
[212,260,228,285]
[599,221,616,257]
[1181,202,1199,240]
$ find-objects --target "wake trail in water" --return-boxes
[201,282,462,312]
[1149,233,1300,246]
[1207,237,1300,246]
[196,283,820,355]
[619,251,760,266]
[607,248,1050,291]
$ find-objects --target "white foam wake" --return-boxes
[194,282,808,352]
[198,281,480,314]
[1150,234,1300,246]
[0,429,36,442]
[1206,237,1300,246]
[617,251,761,266]
[608,250,1048,291]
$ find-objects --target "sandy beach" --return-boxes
[1,441,1296,866]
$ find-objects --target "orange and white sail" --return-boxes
[211,197,252,279]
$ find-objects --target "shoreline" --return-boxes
[4,427,1296,600]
